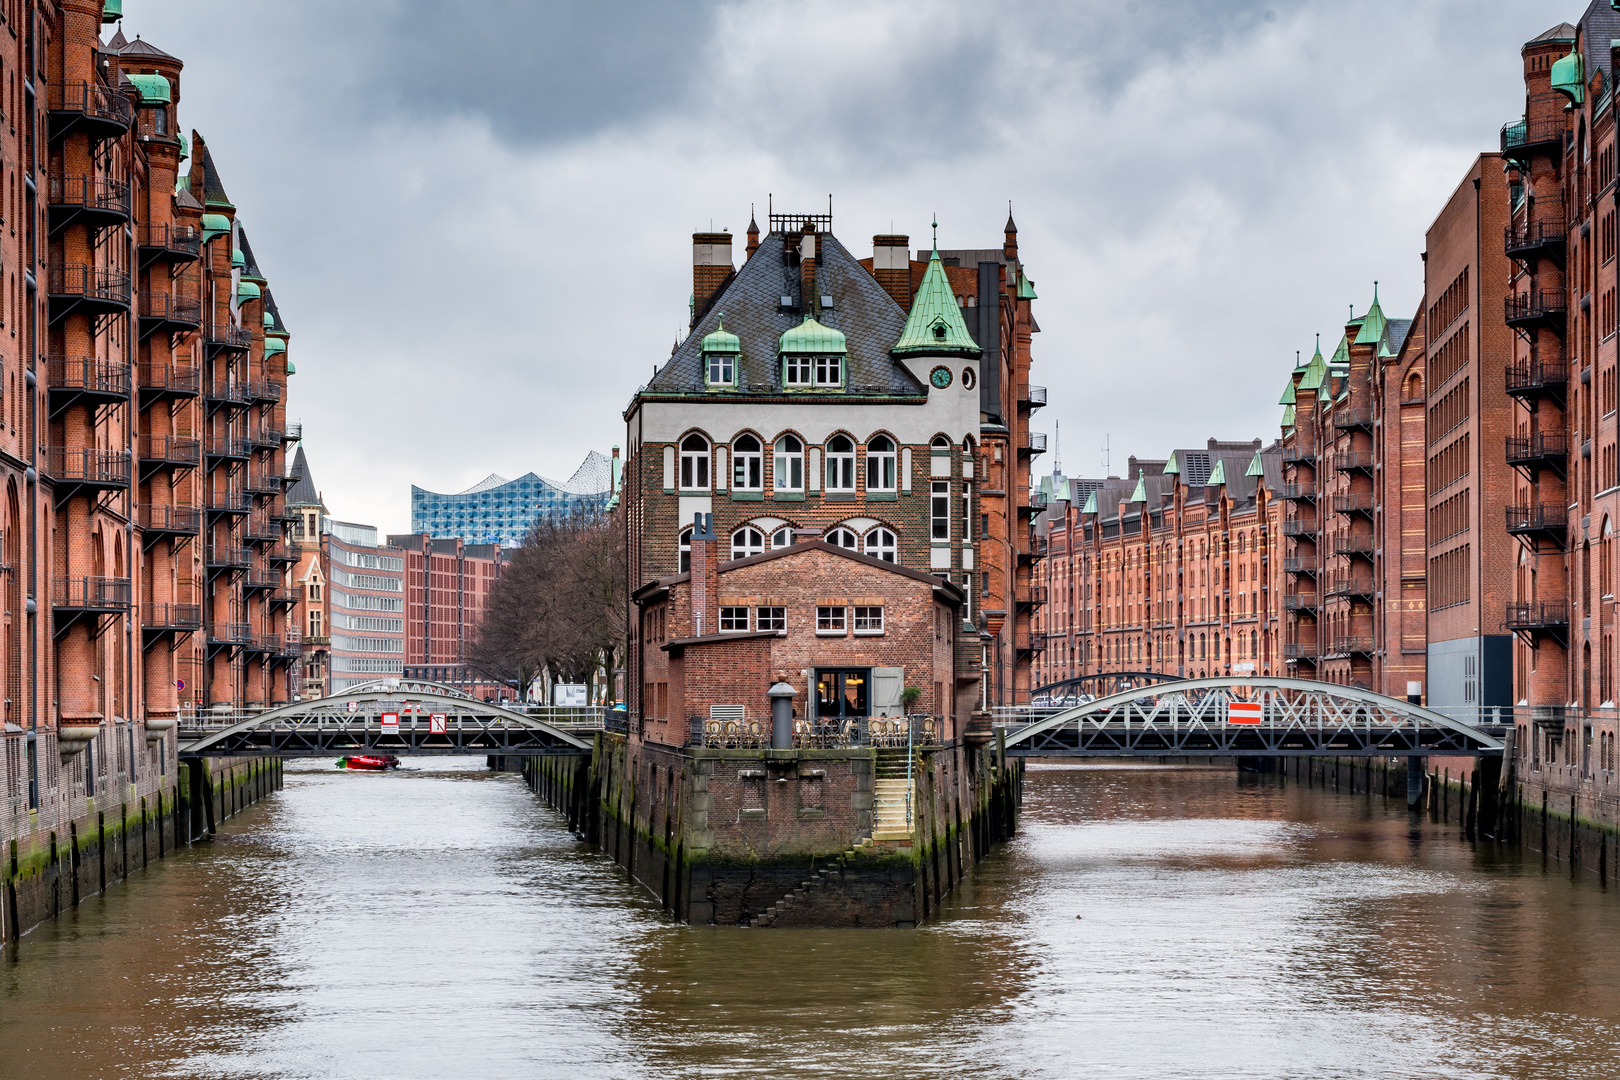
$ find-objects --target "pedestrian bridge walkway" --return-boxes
[178,679,597,758]
[999,676,1507,759]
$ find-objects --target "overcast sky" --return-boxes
[129,0,1572,532]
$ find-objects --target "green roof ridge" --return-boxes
[1279,376,1296,406]
[1354,282,1386,345]
[1163,450,1180,475]
[893,243,982,357]
[1245,451,1264,478]
[1129,471,1147,503]
[1282,404,1295,428]
[1208,459,1226,487]
[778,314,847,355]
[701,314,740,353]
[1081,490,1097,514]
[1299,340,1330,391]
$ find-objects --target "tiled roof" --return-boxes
[646,232,921,397]
[237,227,265,281]
[191,131,233,210]
[119,34,178,61]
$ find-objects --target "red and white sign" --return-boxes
[1227,701,1263,726]
[380,711,399,731]
[347,700,359,713]
[430,713,447,734]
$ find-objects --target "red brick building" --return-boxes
[388,532,504,700]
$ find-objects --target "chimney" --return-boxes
[689,512,719,637]
[872,234,911,310]
[692,231,733,327]
[799,220,818,313]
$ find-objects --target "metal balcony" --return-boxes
[46,356,130,419]
[137,504,202,550]
[141,602,203,649]
[1333,451,1374,475]
[1324,576,1376,601]
[136,434,200,482]
[247,379,283,405]
[243,569,282,593]
[1280,518,1315,537]
[206,436,252,462]
[244,514,282,544]
[282,422,303,443]
[248,633,283,657]
[1505,289,1567,334]
[1278,482,1316,501]
[1281,592,1317,611]
[137,362,201,407]
[1281,445,1316,466]
[205,325,254,355]
[1505,503,1567,551]
[1330,635,1375,657]
[267,543,297,567]
[1504,600,1570,647]
[52,576,130,637]
[1505,360,1568,407]
[245,471,283,497]
[1500,112,1565,164]
[1332,492,1374,517]
[1505,220,1567,267]
[204,380,251,414]
[1283,641,1319,661]
[267,587,300,611]
[138,292,202,341]
[47,174,131,238]
[46,448,130,505]
[1020,431,1047,456]
[1282,557,1318,576]
[46,264,131,324]
[1333,407,1374,432]
[137,223,202,270]
[207,622,253,656]
[207,491,253,519]
[1505,432,1568,480]
[46,80,133,144]
[1020,385,1047,408]
[205,545,252,572]
[1333,534,1374,559]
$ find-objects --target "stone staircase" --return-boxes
[873,747,914,845]
[747,839,874,928]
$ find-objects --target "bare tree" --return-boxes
[471,507,623,699]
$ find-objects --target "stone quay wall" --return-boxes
[526,733,1023,927]
[0,728,281,946]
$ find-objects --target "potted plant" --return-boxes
[899,686,922,714]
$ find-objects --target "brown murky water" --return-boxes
[3,759,1620,1079]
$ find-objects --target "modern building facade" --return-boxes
[410,450,618,548]
[323,521,404,694]
[388,532,504,699]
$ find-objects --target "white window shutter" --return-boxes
[662,445,676,492]
[901,447,912,492]
[808,447,821,491]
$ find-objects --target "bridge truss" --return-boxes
[1002,676,1507,758]
[179,681,593,758]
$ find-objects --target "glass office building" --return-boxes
[410,450,617,547]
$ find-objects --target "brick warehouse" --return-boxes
[0,2,294,942]
[1030,440,1286,688]
[554,206,1031,926]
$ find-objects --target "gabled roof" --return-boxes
[645,231,919,398]
[120,34,179,61]
[1354,285,1386,345]
[893,246,981,357]
[1299,339,1328,391]
[633,539,967,604]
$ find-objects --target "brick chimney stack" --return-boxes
[799,220,818,313]
[1003,209,1018,264]
[689,512,719,637]
[872,234,911,310]
[692,231,733,327]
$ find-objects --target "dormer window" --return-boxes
[701,316,740,389]
[785,355,813,386]
[778,315,847,391]
[815,355,842,386]
[707,351,733,386]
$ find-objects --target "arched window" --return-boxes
[679,433,710,490]
[826,527,858,549]
[731,527,766,560]
[774,435,804,491]
[772,526,794,549]
[864,526,897,562]
[733,434,763,490]
[826,435,856,491]
[932,434,951,451]
[678,528,692,573]
[866,435,897,491]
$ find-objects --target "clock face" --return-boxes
[929,365,953,389]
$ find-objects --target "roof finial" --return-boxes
[1372,279,1379,303]
[1349,303,1355,320]
[931,214,938,249]
[1315,333,1320,353]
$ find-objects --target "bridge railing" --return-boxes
[177,701,610,732]
[695,715,942,750]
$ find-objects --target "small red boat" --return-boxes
[336,754,401,771]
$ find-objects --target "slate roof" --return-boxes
[119,34,179,61]
[1386,318,1412,354]
[263,287,288,335]
[1579,2,1620,78]
[191,131,233,210]
[237,227,265,281]
[285,446,322,508]
[646,231,922,397]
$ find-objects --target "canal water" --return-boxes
[5,759,1620,1079]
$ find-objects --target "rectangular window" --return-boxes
[707,353,733,385]
[962,492,972,541]
[719,606,749,632]
[817,606,847,634]
[757,606,785,631]
[785,356,812,386]
[814,355,842,386]
[853,606,884,634]
[931,480,950,540]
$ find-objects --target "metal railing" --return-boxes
[206,325,254,352]
[138,504,202,534]
[138,362,200,397]
[247,379,283,404]
[136,434,200,467]
[1505,503,1566,532]
[1281,592,1317,611]
[145,602,202,631]
[205,545,252,569]
[1280,518,1315,537]
[1505,219,1566,257]
[1278,482,1316,500]
[208,622,253,645]
[1025,431,1047,453]
[138,291,202,325]
[207,491,253,515]
[47,79,134,127]
[1325,576,1376,598]
[138,223,201,258]
[48,174,130,217]
[46,264,130,305]
[46,355,130,397]
[696,714,940,750]
[1282,557,1317,575]
[1333,407,1373,430]
[1332,492,1374,514]
[1283,642,1318,659]
[1505,360,1568,396]
[1500,114,1566,156]
[206,437,252,460]
[1330,635,1375,655]
[1333,535,1374,556]
[1333,450,1374,472]
[46,447,130,486]
[1023,385,1047,407]
[1504,600,1570,630]
[1281,446,1316,465]
[1505,289,1567,324]
[1505,432,1568,464]
[53,575,131,610]
[283,422,303,442]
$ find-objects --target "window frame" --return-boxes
[863,526,897,563]
[853,605,885,635]
[827,527,858,549]
[784,355,813,387]
[678,528,692,573]
[865,435,897,491]
[706,350,735,387]
[816,605,848,635]
[678,433,710,490]
[826,434,856,491]
[719,606,750,632]
[931,480,951,541]
[731,526,766,560]
[732,434,763,490]
[757,606,786,632]
[814,354,843,387]
[774,435,805,491]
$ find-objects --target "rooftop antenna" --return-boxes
[1053,419,1062,475]
[1101,432,1111,475]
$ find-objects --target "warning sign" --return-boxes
[380,711,399,731]
[1227,701,1263,725]
[430,713,447,734]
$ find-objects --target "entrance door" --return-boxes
[816,670,869,720]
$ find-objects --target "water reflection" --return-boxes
[1,759,1620,1078]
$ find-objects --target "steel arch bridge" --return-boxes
[1002,676,1507,758]
[1030,670,1184,700]
[178,681,593,758]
